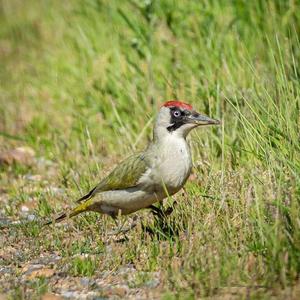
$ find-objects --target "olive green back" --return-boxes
[93,152,149,194]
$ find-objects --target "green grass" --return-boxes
[0,0,299,298]
[69,256,98,277]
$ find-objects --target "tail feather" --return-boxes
[43,212,66,226]
[43,199,93,226]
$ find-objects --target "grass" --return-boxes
[0,0,299,298]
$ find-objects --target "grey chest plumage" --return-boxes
[141,135,193,194]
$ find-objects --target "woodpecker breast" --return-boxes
[139,134,192,195]
[157,135,192,191]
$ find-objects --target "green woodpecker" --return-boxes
[46,101,219,224]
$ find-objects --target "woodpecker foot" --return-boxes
[164,201,177,216]
[148,202,177,219]
[148,205,164,218]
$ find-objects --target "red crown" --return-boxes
[162,100,193,110]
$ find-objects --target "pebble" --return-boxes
[21,205,30,212]
[60,290,99,299]
[80,277,91,287]
[0,146,35,166]
[27,214,36,221]
[24,174,42,182]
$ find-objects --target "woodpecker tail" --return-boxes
[43,199,93,226]
[43,210,78,226]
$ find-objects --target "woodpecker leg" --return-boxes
[148,202,177,219]
[148,205,165,218]
[107,216,138,237]
[164,201,177,216]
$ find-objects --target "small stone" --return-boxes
[60,291,74,298]
[25,174,42,181]
[11,220,21,225]
[113,287,128,297]
[23,265,55,279]
[0,267,12,275]
[41,293,63,300]
[21,205,30,212]
[28,268,55,279]
[19,200,37,215]
[27,214,36,221]
[102,286,128,298]
[60,291,92,299]
[80,277,90,287]
[0,146,35,166]
[22,263,43,273]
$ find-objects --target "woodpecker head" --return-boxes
[154,100,220,140]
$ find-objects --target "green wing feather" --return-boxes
[44,152,150,225]
[76,152,149,203]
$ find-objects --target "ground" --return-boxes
[0,0,300,299]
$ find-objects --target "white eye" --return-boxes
[173,110,181,118]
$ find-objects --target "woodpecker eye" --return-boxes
[173,110,181,118]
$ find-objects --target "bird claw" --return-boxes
[148,205,164,217]
[149,201,177,219]
[164,204,175,216]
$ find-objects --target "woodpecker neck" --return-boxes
[153,124,170,143]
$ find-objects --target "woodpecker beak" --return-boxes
[187,111,220,126]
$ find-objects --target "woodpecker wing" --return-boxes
[76,152,150,203]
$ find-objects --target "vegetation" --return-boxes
[0,0,299,298]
